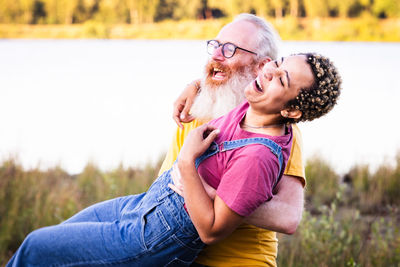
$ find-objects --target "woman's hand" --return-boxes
[173,79,201,128]
[178,124,220,164]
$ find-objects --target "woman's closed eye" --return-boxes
[274,61,285,87]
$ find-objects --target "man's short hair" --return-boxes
[234,13,280,61]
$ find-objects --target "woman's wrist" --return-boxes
[178,159,196,177]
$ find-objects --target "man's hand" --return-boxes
[173,79,201,128]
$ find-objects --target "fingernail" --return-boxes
[215,129,220,134]
[180,114,185,119]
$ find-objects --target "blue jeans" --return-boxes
[8,137,283,266]
[7,169,204,266]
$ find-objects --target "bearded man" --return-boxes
[159,13,305,267]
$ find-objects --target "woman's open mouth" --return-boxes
[254,77,263,92]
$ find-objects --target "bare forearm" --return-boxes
[246,194,303,234]
[246,175,304,234]
[179,160,216,239]
[179,159,243,244]
[173,79,201,127]
[176,125,243,244]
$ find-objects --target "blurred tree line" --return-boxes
[0,0,399,24]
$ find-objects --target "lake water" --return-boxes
[1,40,399,175]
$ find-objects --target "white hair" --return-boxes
[234,13,280,60]
[190,68,254,120]
[190,14,281,120]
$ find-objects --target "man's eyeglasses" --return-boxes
[206,40,257,59]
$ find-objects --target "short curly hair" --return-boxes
[285,53,342,123]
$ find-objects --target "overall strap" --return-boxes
[222,138,283,188]
[194,137,284,189]
[195,141,220,169]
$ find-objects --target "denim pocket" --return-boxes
[141,204,171,249]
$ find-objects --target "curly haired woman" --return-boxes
[8,53,341,267]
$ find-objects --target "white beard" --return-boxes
[190,69,255,121]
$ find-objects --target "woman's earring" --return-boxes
[281,110,290,118]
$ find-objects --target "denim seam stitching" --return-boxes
[171,234,203,252]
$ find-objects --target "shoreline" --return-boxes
[1,17,399,42]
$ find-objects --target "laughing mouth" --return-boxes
[213,68,225,79]
[255,77,263,92]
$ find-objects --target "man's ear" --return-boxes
[253,57,272,76]
[281,108,302,120]
[258,57,272,69]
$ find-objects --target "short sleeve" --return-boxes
[158,120,204,176]
[216,147,280,217]
[283,124,306,186]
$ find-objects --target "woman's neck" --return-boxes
[241,107,285,136]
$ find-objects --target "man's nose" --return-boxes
[211,46,225,61]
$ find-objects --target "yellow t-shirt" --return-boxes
[158,120,305,267]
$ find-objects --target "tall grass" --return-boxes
[346,154,400,214]
[0,154,399,265]
[0,158,161,265]
[276,155,400,266]
[277,194,400,266]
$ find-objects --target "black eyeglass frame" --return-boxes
[206,40,258,58]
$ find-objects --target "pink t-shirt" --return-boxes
[197,101,293,217]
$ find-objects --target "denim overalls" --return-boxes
[7,138,282,267]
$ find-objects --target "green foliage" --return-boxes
[40,0,80,24]
[303,0,330,17]
[347,153,400,213]
[278,154,400,266]
[0,160,79,264]
[335,0,360,17]
[83,20,111,38]
[0,0,35,23]
[270,0,286,18]
[373,0,400,18]
[288,0,300,17]
[1,154,400,265]
[2,0,400,25]
[278,193,400,266]
[304,156,340,208]
[0,157,160,265]
[1,17,399,41]
[208,0,237,18]
[154,0,204,21]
